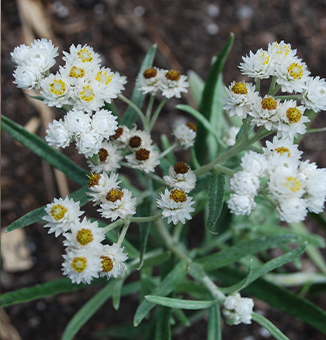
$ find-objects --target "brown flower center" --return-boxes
[186,122,197,132]
[88,173,101,188]
[135,148,150,161]
[169,189,187,203]
[106,189,124,202]
[111,127,123,140]
[174,162,189,174]
[143,67,157,79]
[165,70,180,81]
[129,136,142,148]
[98,148,109,162]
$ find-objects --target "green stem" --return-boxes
[212,164,236,177]
[268,84,281,96]
[117,217,130,245]
[274,94,303,101]
[118,94,149,130]
[255,78,261,94]
[252,313,290,340]
[307,127,326,133]
[149,97,169,131]
[159,142,178,159]
[102,219,124,234]
[146,95,155,120]
[130,213,162,223]
[267,76,277,95]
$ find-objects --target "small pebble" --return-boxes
[207,4,220,18]
[206,23,219,35]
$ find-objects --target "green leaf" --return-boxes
[196,234,302,271]
[220,243,307,294]
[1,115,88,185]
[1,278,141,308]
[134,259,188,326]
[93,322,149,339]
[121,45,157,127]
[173,309,190,327]
[160,134,175,165]
[6,185,89,232]
[252,313,290,340]
[142,251,171,269]
[155,305,173,340]
[187,70,205,107]
[207,304,221,340]
[112,278,124,310]
[194,33,234,164]
[62,282,115,340]
[207,171,225,233]
[213,267,326,334]
[145,296,218,310]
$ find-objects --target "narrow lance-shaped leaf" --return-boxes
[1,115,87,185]
[194,33,234,164]
[112,278,124,310]
[207,171,225,234]
[154,305,173,340]
[134,259,188,326]
[121,44,157,127]
[6,185,89,232]
[196,234,302,271]
[145,295,218,310]
[252,313,290,340]
[207,304,221,340]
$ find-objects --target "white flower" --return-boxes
[43,197,84,237]
[160,69,189,98]
[221,81,259,119]
[98,188,136,221]
[72,82,106,113]
[276,197,308,223]
[40,73,72,107]
[240,151,268,178]
[268,167,306,200]
[156,188,195,225]
[263,135,303,163]
[87,172,121,205]
[223,293,254,325]
[274,55,310,93]
[303,166,326,198]
[87,141,122,173]
[268,41,297,65]
[239,48,273,79]
[45,119,72,149]
[94,68,124,102]
[250,95,281,131]
[227,194,256,216]
[163,162,196,193]
[59,61,97,87]
[110,125,131,147]
[11,44,31,66]
[91,109,118,137]
[64,109,91,136]
[302,76,326,113]
[126,126,153,151]
[305,195,326,214]
[222,126,240,147]
[63,217,105,251]
[75,129,103,157]
[277,101,309,139]
[12,65,42,90]
[99,243,128,279]
[62,44,101,67]
[136,67,165,95]
[125,147,160,173]
[230,171,260,196]
[173,122,197,149]
[62,248,102,284]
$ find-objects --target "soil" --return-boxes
[2,1,326,340]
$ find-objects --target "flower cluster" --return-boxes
[222,41,326,139]
[222,293,254,325]
[43,196,128,284]
[228,136,326,222]
[137,67,189,98]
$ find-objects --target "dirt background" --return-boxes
[2,0,326,339]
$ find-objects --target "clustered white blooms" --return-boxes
[227,136,326,222]
[222,293,254,325]
[172,121,197,149]
[43,196,128,284]
[136,67,189,98]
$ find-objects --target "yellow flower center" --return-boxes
[135,148,150,161]
[71,256,87,273]
[98,148,109,162]
[275,147,291,156]
[261,97,278,111]
[49,79,66,96]
[76,229,94,246]
[165,70,180,81]
[77,46,93,63]
[286,107,302,124]
[259,51,270,65]
[285,176,302,192]
[186,122,197,132]
[101,256,114,272]
[231,81,248,95]
[174,162,189,174]
[79,85,95,102]
[50,204,67,221]
[87,173,101,188]
[287,62,304,79]
[69,66,85,79]
[96,70,113,85]
[106,189,124,202]
[143,67,157,79]
[274,43,290,56]
[169,189,187,203]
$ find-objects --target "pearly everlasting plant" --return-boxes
[3,35,326,340]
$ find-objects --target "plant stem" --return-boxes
[146,95,155,120]
[102,219,124,234]
[268,76,277,95]
[159,142,178,159]
[149,97,169,131]
[130,213,162,223]
[117,217,130,245]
